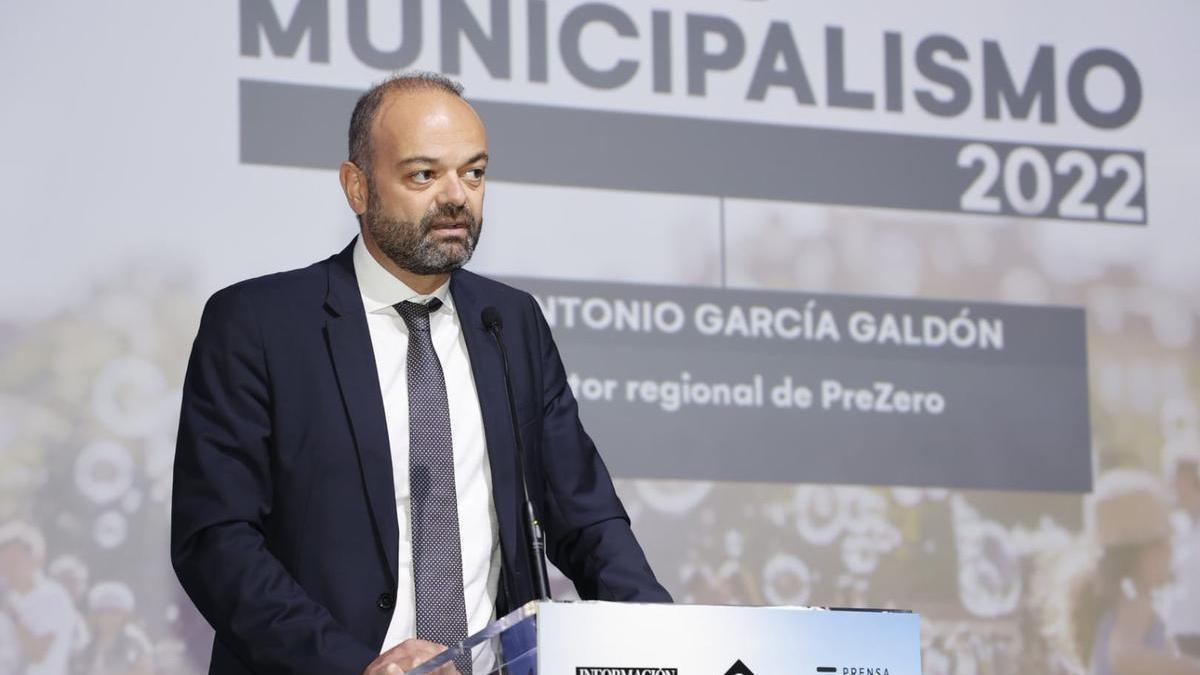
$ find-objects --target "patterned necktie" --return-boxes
[394,298,472,675]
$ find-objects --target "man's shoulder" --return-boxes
[12,575,73,624]
[211,255,332,302]
[452,268,536,308]
[202,253,339,319]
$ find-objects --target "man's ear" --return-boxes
[339,161,368,216]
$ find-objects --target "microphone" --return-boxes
[481,306,552,601]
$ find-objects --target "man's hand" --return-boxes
[363,638,459,675]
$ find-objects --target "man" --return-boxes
[171,72,670,675]
[81,581,155,675]
[0,522,77,675]
[1168,449,1200,657]
[46,556,91,668]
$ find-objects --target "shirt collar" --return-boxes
[353,235,453,315]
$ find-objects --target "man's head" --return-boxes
[0,521,45,590]
[1173,456,1200,517]
[88,580,136,638]
[340,72,488,279]
[48,554,88,600]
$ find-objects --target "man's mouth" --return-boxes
[428,222,471,242]
[430,220,470,232]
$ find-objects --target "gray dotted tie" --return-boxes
[395,299,471,675]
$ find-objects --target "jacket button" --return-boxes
[377,593,395,610]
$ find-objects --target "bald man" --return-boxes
[171,73,670,675]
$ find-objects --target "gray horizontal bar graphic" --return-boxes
[505,276,1093,492]
[240,79,1146,222]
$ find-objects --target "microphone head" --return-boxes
[481,306,503,332]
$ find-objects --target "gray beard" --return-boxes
[364,196,482,276]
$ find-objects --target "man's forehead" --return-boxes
[0,540,28,554]
[372,89,486,154]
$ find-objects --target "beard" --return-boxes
[364,191,482,275]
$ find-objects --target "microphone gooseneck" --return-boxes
[481,306,552,602]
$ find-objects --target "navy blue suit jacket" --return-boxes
[171,241,670,675]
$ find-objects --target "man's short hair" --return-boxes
[48,554,88,582]
[347,71,465,182]
[89,580,136,613]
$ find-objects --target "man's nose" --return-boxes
[437,173,468,206]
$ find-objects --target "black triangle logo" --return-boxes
[724,659,755,675]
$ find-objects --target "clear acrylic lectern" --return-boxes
[404,600,921,675]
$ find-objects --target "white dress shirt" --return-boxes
[6,573,75,675]
[353,238,501,664]
[1168,512,1200,636]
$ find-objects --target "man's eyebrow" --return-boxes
[396,155,439,167]
[395,152,489,168]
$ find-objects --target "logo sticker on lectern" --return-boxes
[576,662,681,667]
[723,659,754,675]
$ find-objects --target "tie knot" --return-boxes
[394,298,443,332]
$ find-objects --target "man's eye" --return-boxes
[411,170,434,182]
[465,168,486,180]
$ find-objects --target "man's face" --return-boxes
[90,608,130,638]
[0,542,33,587]
[360,89,488,275]
[1174,459,1200,514]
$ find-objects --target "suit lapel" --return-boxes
[324,242,400,585]
[450,272,526,598]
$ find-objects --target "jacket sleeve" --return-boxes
[170,287,378,675]
[527,294,673,603]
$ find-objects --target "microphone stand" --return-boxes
[483,309,552,601]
